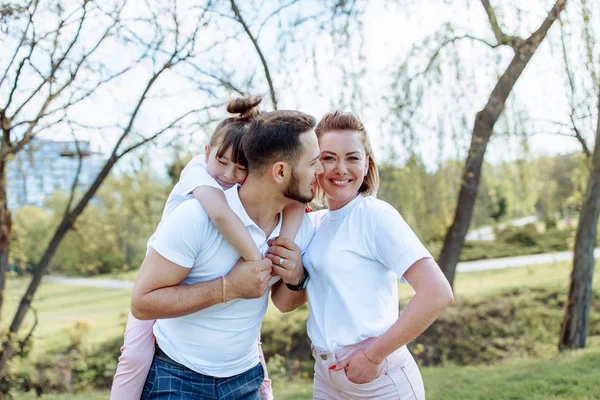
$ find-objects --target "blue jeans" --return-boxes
[141,355,264,400]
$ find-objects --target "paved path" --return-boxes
[43,248,600,290]
[456,248,600,272]
[43,276,134,290]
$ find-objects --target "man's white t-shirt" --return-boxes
[150,186,314,377]
[147,155,219,251]
[303,194,432,353]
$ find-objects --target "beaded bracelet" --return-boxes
[221,276,227,303]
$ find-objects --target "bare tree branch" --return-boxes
[559,17,591,158]
[4,4,126,159]
[17,306,37,355]
[63,124,84,216]
[4,36,37,114]
[480,0,523,48]
[183,61,246,96]
[230,0,278,109]
[571,115,591,158]
[0,0,38,90]
[8,1,91,118]
[256,0,300,39]
[119,103,225,157]
[422,34,497,76]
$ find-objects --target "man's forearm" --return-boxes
[271,280,307,313]
[132,278,223,320]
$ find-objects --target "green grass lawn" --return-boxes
[265,346,600,400]
[3,259,599,399]
[423,346,600,400]
[26,346,600,400]
[2,278,131,355]
[2,259,594,355]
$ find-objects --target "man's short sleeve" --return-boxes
[371,204,432,279]
[172,156,222,197]
[151,199,211,268]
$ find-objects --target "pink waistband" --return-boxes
[312,338,408,366]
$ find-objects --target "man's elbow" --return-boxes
[131,296,153,320]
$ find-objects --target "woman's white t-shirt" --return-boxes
[303,194,432,353]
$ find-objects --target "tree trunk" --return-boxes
[559,87,600,350]
[0,159,10,322]
[438,0,566,287]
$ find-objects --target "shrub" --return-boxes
[262,286,600,373]
[411,286,600,366]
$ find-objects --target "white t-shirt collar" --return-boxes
[224,185,255,227]
[328,193,364,220]
[224,185,282,234]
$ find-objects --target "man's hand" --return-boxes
[226,258,273,300]
[266,237,303,285]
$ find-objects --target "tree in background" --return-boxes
[43,167,169,276]
[559,0,600,350]
[0,0,258,376]
[438,0,567,287]
[0,0,366,379]
[389,0,567,288]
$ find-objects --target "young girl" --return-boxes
[110,96,305,400]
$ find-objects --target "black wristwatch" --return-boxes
[286,268,309,291]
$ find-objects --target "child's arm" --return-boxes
[279,201,306,240]
[193,187,262,261]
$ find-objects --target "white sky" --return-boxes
[5,0,598,177]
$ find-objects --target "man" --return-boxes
[131,110,323,399]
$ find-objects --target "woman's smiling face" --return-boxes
[317,130,369,211]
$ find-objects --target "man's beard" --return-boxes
[284,168,314,203]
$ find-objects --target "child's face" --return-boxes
[204,144,248,189]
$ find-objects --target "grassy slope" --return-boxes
[2,259,596,355]
[4,259,599,399]
[33,347,599,400]
[2,279,131,355]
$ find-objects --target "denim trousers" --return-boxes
[141,353,264,400]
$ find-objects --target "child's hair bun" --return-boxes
[226,96,262,119]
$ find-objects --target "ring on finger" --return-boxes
[278,257,285,267]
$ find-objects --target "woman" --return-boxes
[273,110,454,399]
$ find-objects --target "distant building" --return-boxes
[6,138,103,209]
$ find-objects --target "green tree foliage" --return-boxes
[8,151,589,276]
[378,152,585,245]
[8,207,53,273]
[11,169,169,276]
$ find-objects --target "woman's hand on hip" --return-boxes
[333,349,381,384]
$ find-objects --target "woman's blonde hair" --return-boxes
[313,110,379,205]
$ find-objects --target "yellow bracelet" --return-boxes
[221,276,227,303]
